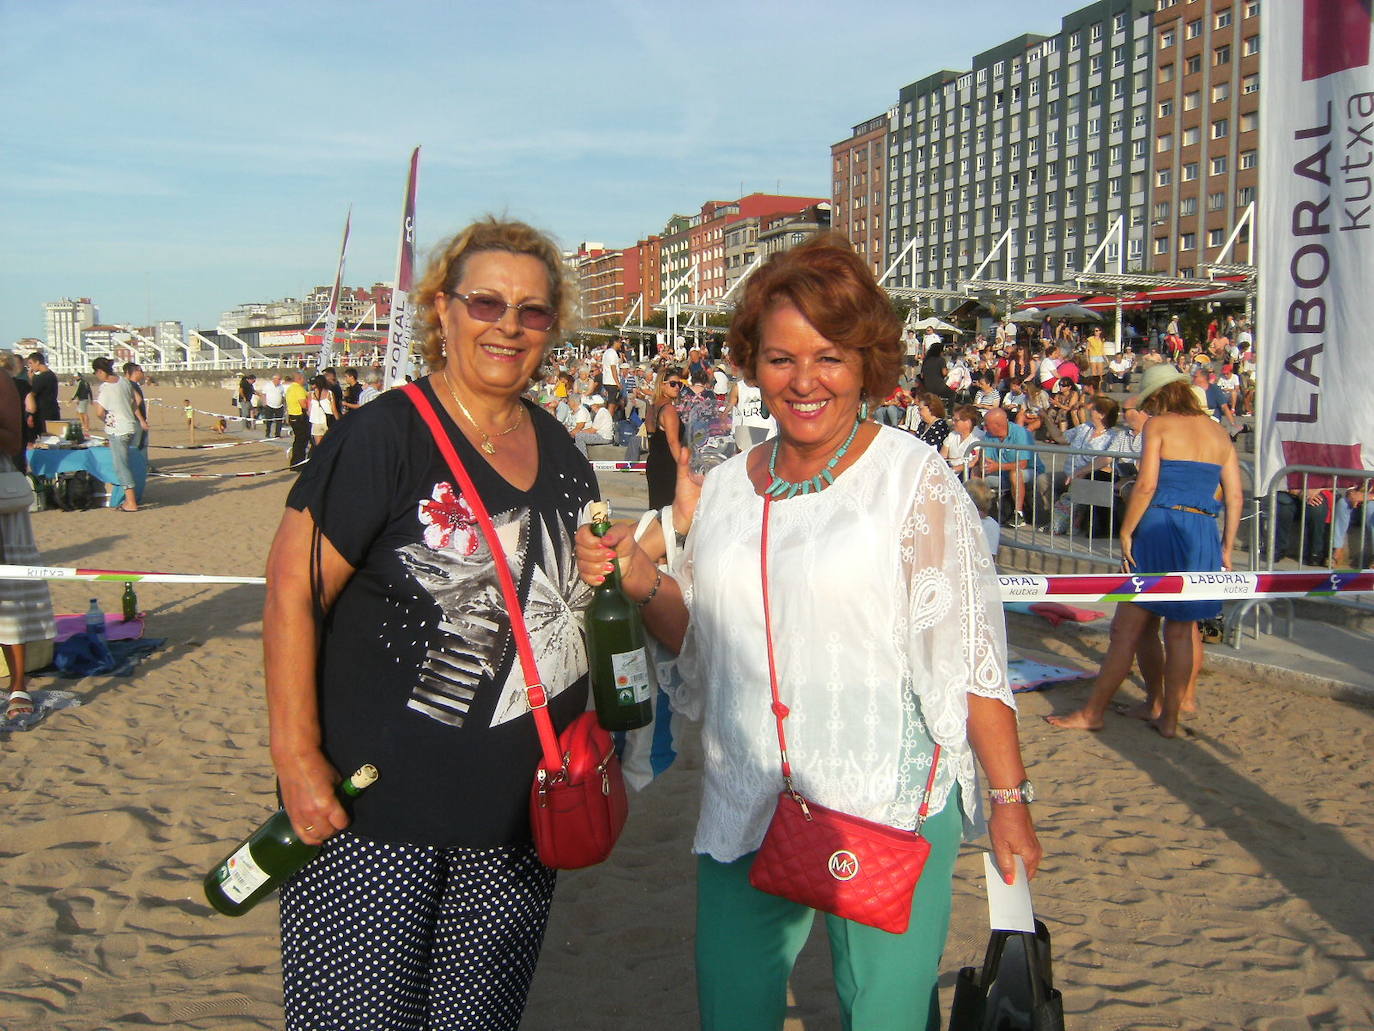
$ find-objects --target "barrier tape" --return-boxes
[6,564,1368,600]
[0,565,264,585]
[998,570,1374,604]
[149,468,290,479]
[589,461,646,471]
[149,440,271,450]
[147,397,254,424]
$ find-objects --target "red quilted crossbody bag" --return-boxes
[748,495,942,934]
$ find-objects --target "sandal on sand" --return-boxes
[6,690,34,720]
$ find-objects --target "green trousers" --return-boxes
[695,800,962,1031]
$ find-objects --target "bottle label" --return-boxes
[217,841,271,904]
[610,648,653,706]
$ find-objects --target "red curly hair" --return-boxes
[726,233,902,400]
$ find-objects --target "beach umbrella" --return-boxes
[1043,303,1103,322]
[1006,308,1044,324]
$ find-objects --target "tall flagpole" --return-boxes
[383,148,421,388]
[317,207,352,372]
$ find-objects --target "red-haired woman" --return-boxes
[578,234,1040,1030]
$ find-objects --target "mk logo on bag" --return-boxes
[827,850,860,881]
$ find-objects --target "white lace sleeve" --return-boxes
[899,449,1014,830]
[659,477,710,723]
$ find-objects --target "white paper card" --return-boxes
[983,853,1035,932]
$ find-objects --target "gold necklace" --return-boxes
[438,373,523,455]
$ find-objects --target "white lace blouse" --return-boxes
[670,426,1014,862]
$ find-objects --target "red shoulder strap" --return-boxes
[402,381,562,771]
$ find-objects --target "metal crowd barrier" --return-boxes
[950,435,1373,647]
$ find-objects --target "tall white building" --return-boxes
[885,0,1155,291]
[44,298,98,361]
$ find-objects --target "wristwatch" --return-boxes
[988,779,1035,805]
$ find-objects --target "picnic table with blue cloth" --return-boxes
[27,445,147,509]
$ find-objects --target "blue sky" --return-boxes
[2,0,1074,342]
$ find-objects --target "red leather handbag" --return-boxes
[748,495,942,935]
[405,383,627,870]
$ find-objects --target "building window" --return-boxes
[1133,138,1147,159]
[1134,108,1147,128]
[1212,118,1229,139]
[1215,45,1231,65]
[1109,177,1122,196]
[1243,73,1259,94]
[1216,9,1232,28]
[1090,21,1103,41]
[1160,63,1175,83]
[1109,144,1122,165]
[1089,85,1103,105]
[1211,155,1229,175]
[1183,91,1200,111]
[1156,169,1172,187]
[1244,1,1259,17]
[1180,232,1196,250]
[1047,129,1059,147]
[1113,79,1126,99]
[1030,78,1040,96]
[1182,162,1198,181]
[1067,124,1080,142]
[1186,54,1202,74]
[1069,31,1081,49]
[1237,185,1255,205]
[1067,155,1080,174]
[1088,117,1101,138]
[1184,126,1201,146]
[1180,196,1197,215]
[1090,54,1104,75]
[1244,35,1260,56]
[1213,82,1230,102]
[1114,11,1128,31]
[1065,251,1078,270]
[1186,18,1203,39]
[1155,237,1169,254]
[1157,133,1174,152]
[1239,148,1257,168]
[1208,191,1226,210]
[1113,45,1126,67]
[1208,228,1226,247]
[1049,69,1060,88]
[1161,30,1178,53]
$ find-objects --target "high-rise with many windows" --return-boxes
[831,112,892,281]
[1149,0,1260,276]
[882,0,1156,291]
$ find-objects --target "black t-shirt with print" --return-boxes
[286,377,599,848]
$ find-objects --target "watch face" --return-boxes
[1019,780,1036,803]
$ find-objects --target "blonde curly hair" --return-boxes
[413,217,577,371]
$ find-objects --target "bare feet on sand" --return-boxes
[1123,701,1162,721]
[1045,711,1104,731]
[1149,717,1179,738]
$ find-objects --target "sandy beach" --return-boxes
[2,384,1371,1031]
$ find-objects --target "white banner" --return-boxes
[1257,0,1374,491]
[317,207,352,372]
[384,147,421,389]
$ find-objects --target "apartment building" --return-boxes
[1149,0,1260,275]
[884,0,1156,291]
[831,112,891,280]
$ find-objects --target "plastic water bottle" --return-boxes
[85,598,105,639]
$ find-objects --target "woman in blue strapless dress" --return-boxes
[1047,365,1241,739]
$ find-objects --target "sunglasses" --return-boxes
[447,291,557,332]
[666,381,683,388]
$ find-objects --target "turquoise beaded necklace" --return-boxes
[765,416,862,498]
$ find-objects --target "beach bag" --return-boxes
[53,470,101,511]
[749,495,941,935]
[402,382,627,870]
[0,470,35,514]
[950,920,1065,1031]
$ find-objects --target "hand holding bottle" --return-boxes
[575,519,656,598]
[272,747,350,846]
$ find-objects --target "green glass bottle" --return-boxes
[585,502,655,731]
[203,764,378,917]
[121,582,138,622]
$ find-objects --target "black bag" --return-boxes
[53,470,102,511]
[950,919,1065,1031]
